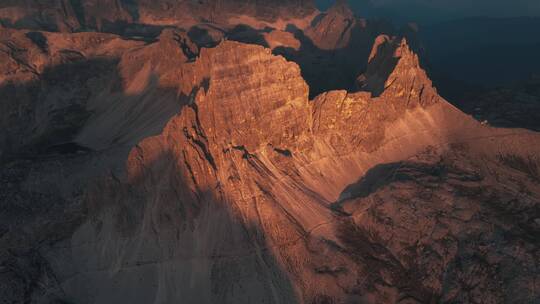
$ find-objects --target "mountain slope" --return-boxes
[2,32,538,303]
[0,7,539,304]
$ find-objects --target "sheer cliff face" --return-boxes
[1,6,540,304]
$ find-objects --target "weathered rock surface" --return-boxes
[0,0,318,33]
[305,0,356,50]
[338,145,540,303]
[268,0,399,97]
[0,0,405,99]
[358,35,437,103]
[1,11,540,304]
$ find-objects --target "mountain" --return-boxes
[1,1,540,304]
[0,0,318,33]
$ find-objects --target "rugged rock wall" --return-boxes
[0,0,408,97]
[0,0,318,32]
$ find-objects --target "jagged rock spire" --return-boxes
[357,35,438,105]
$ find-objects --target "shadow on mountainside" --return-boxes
[0,49,189,163]
[274,23,378,98]
[208,21,395,99]
[0,56,117,161]
[335,162,403,202]
[0,48,192,300]
[227,24,272,48]
[3,147,301,303]
[333,153,540,302]
[99,149,298,303]
[0,157,87,302]
[0,37,303,303]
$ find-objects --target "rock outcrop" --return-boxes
[338,146,540,303]
[269,0,398,97]
[357,35,437,103]
[305,0,356,50]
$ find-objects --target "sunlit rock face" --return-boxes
[357,35,438,103]
[305,0,356,50]
[0,0,402,97]
[264,0,400,97]
[0,0,318,32]
[1,3,540,304]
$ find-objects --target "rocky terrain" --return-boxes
[0,0,317,33]
[1,1,540,304]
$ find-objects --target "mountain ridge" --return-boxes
[1,2,540,303]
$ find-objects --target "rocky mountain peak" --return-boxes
[305,0,356,49]
[357,35,437,104]
[187,41,311,152]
